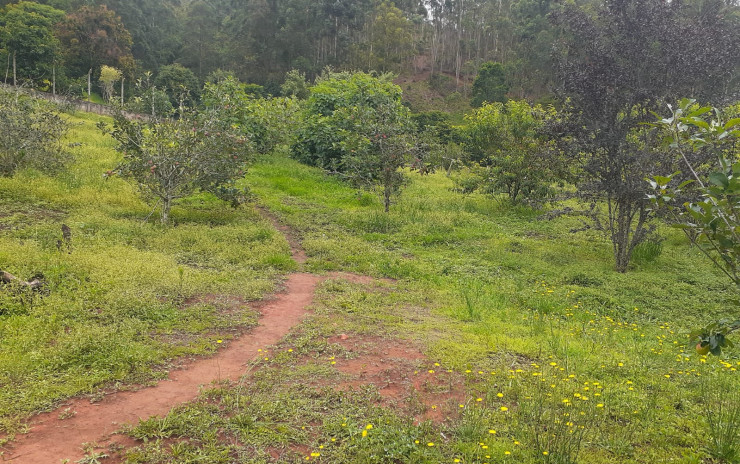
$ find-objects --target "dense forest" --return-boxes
[3,0,735,105]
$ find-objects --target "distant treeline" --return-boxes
[1,0,738,106]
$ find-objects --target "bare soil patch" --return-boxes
[326,335,466,425]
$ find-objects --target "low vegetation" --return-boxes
[0,111,291,440]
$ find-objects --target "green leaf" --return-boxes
[709,172,729,188]
[724,118,740,130]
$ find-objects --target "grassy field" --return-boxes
[0,112,293,439]
[1,112,739,463]
[122,154,740,463]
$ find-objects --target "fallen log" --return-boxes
[1,270,44,289]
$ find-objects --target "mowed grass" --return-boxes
[0,112,293,438]
[125,153,738,464]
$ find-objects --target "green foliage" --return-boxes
[702,374,740,462]
[292,71,404,170]
[126,71,172,117]
[55,4,134,78]
[0,88,68,176]
[154,63,200,108]
[649,98,740,354]
[355,1,415,73]
[98,65,122,101]
[0,1,64,86]
[471,62,509,108]
[281,69,310,99]
[293,71,432,211]
[103,107,252,224]
[630,238,663,265]
[458,100,561,204]
[202,74,301,155]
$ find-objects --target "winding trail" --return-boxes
[2,209,368,463]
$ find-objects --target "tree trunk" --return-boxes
[13,51,17,87]
[121,77,124,105]
[4,51,9,84]
[161,197,172,224]
[611,198,648,273]
[384,183,391,213]
[52,62,56,95]
[87,68,92,111]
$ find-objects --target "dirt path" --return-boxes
[3,273,323,463]
[1,209,369,463]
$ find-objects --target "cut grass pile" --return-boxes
[0,112,292,438]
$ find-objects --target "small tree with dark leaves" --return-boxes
[550,0,739,272]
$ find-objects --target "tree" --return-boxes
[550,0,740,272]
[470,62,509,108]
[281,69,310,99]
[0,87,68,176]
[365,1,415,73]
[126,71,172,118]
[202,74,301,155]
[649,99,740,354]
[98,65,121,101]
[154,63,200,109]
[0,1,64,86]
[293,71,431,211]
[459,100,562,204]
[56,5,134,79]
[93,0,182,72]
[102,107,252,224]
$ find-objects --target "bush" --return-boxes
[202,75,301,155]
[0,88,68,176]
[102,106,252,224]
[459,100,563,205]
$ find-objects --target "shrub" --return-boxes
[102,106,252,224]
[0,88,68,176]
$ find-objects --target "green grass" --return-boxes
[0,112,292,438]
[3,121,740,463]
[149,150,740,463]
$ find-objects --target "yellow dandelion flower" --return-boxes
[427,442,435,447]
[501,406,509,412]
[497,393,504,398]
[366,424,373,430]
[362,430,368,437]
[505,451,511,455]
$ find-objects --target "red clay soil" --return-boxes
[2,273,323,463]
[327,336,466,425]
